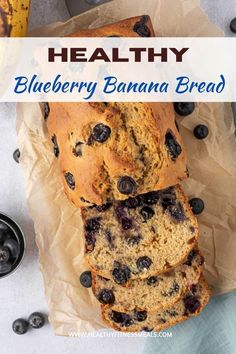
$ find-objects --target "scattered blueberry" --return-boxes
[112,263,131,285]
[0,262,11,274]
[134,310,147,322]
[72,141,83,157]
[190,284,197,294]
[92,123,111,143]
[142,326,153,332]
[0,246,10,264]
[147,276,158,285]
[97,289,115,304]
[193,125,209,139]
[80,271,92,288]
[51,135,59,158]
[3,239,19,259]
[140,191,159,205]
[140,206,155,221]
[184,295,201,314]
[28,312,45,329]
[165,131,182,160]
[85,233,96,252]
[125,235,141,246]
[111,311,134,327]
[189,198,204,215]
[174,103,195,116]
[136,256,152,271]
[133,15,151,37]
[64,172,75,190]
[12,318,29,335]
[13,149,20,163]
[117,176,137,195]
[230,18,236,34]
[44,102,50,121]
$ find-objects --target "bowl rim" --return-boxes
[0,212,25,279]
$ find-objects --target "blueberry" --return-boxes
[117,176,137,195]
[0,262,11,274]
[147,276,158,285]
[92,123,111,143]
[84,218,101,233]
[44,102,50,121]
[3,239,19,259]
[85,233,96,252]
[80,271,92,288]
[142,327,153,332]
[112,263,131,285]
[165,131,182,160]
[184,249,198,266]
[121,217,133,230]
[193,125,209,139]
[125,235,141,246]
[111,311,134,327]
[167,202,186,221]
[13,149,20,163]
[122,196,141,209]
[140,206,155,221]
[64,172,75,190]
[95,203,112,212]
[133,16,151,37]
[12,318,29,335]
[189,198,204,215]
[97,289,115,304]
[28,312,45,329]
[0,222,11,232]
[174,103,195,116]
[0,230,5,244]
[190,284,197,294]
[184,295,201,314]
[136,256,152,271]
[72,141,83,157]
[51,135,59,158]
[140,191,159,205]
[134,310,147,322]
[0,246,10,264]
[230,18,236,34]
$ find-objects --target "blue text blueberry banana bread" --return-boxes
[81,186,198,282]
[101,276,211,332]
[92,248,204,311]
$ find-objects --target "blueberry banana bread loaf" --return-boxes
[102,276,211,332]
[92,248,204,312]
[81,185,198,283]
[46,17,187,208]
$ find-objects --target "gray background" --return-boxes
[0,1,235,354]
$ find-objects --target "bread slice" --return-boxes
[82,185,198,283]
[92,248,204,311]
[102,276,211,332]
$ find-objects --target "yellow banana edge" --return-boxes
[0,0,30,37]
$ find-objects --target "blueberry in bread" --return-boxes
[92,248,204,311]
[101,276,211,332]
[47,102,187,207]
[81,185,198,283]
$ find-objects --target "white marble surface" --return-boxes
[0,1,235,354]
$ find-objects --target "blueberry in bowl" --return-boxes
[0,213,25,278]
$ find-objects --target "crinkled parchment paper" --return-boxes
[16,0,236,336]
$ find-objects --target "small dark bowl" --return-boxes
[0,213,25,278]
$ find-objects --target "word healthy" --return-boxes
[14,74,226,99]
